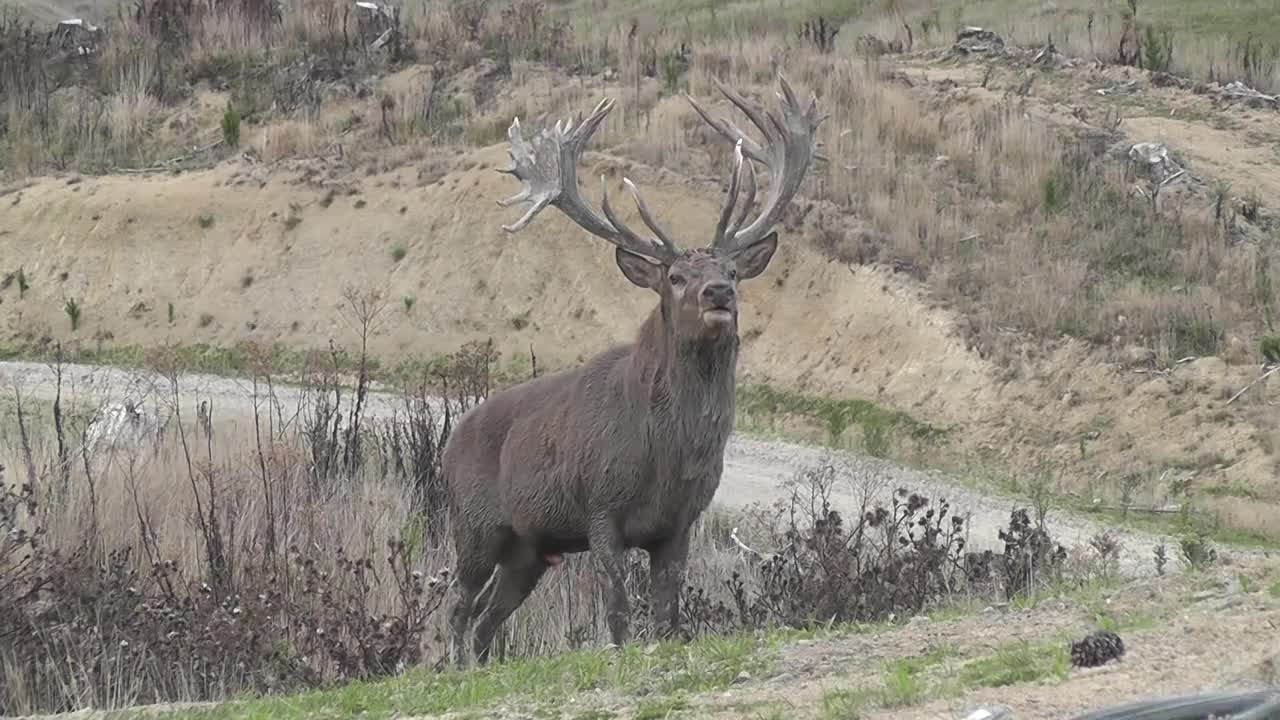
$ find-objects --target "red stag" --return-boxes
[443,74,825,666]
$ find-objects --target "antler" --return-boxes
[497,97,680,264]
[687,74,827,253]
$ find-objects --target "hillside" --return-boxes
[2,0,1280,716]
[5,33,1280,537]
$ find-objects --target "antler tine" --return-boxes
[600,176,679,260]
[711,77,777,146]
[712,140,745,246]
[496,96,679,263]
[685,93,768,166]
[622,178,680,256]
[727,153,758,238]
[691,73,826,252]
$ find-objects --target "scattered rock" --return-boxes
[1070,630,1126,668]
[733,670,752,684]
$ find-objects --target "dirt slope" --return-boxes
[3,51,1279,535]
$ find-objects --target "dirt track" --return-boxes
[0,358,1249,577]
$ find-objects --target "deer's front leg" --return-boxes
[649,529,691,640]
[588,515,631,647]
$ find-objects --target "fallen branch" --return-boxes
[115,139,225,175]
[1160,169,1186,187]
[1226,365,1280,405]
[1095,505,1182,515]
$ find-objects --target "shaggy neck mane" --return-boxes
[630,302,739,428]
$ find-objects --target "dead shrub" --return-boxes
[0,327,500,713]
[680,463,1064,634]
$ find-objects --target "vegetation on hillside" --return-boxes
[3,0,1277,370]
[1,323,1099,714]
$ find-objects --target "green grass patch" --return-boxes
[879,644,959,707]
[821,637,1075,716]
[0,339,535,392]
[736,383,947,455]
[634,695,690,719]
[819,687,879,720]
[954,639,1071,689]
[555,0,876,41]
[161,634,770,720]
[1090,607,1160,634]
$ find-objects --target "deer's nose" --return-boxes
[702,281,735,306]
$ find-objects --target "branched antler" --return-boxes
[497,97,680,263]
[687,74,827,252]
[497,74,824,261]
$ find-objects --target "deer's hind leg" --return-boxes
[471,540,547,665]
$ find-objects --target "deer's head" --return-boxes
[496,75,826,343]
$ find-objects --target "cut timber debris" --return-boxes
[1128,142,1184,186]
[1127,142,1186,214]
[954,27,1005,55]
[1226,364,1280,405]
[355,1,399,50]
[1216,81,1279,110]
[48,18,101,59]
[1096,79,1140,96]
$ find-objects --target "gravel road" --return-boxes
[0,359,1235,576]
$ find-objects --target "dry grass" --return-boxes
[0,351,717,711]
[0,333,1074,715]
[544,0,1280,93]
[860,0,1280,93]
[465,33,1274,366]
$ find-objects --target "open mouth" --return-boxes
[701,307,734,325]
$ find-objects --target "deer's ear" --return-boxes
[730,231,778,280]
[615,247,665,290]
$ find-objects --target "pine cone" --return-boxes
[1070,629,1125,668]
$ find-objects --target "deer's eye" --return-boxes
[669,273,686,286]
